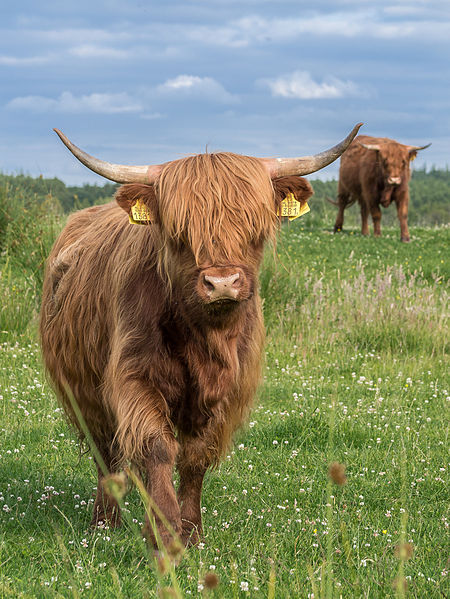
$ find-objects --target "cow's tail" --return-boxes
[326,196,358,208]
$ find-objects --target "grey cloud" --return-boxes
[7,91,143,114]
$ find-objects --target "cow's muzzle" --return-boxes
[387,176,402,186]
[198,266,247,305]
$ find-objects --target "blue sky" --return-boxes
[1,0,449,184]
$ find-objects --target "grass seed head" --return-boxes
[392,576,408,593]
[157,587,178,598]
[394,542,414,561]
[203,572,220,590]
[166,538,184,562]
[328,462,347,485]
[156,553,169,575]
[102,472,127,500]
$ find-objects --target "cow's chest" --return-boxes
[162,324,241,435]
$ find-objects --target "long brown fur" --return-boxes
[40,152,312,545]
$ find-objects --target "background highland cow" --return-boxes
[331,135,430,241]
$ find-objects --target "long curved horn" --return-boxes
[406,143,431,152]
[260,122,363,178]
[54,129,165,184]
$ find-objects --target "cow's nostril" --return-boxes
[230,273,240,287]
[203,277,215,292]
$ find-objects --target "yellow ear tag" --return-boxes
[277,193,310,221]
[129,198,152,225]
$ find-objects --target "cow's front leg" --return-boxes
[143,435,182,548]
[371,205,382,237]
[110,378,182,547]
[177,436,210,546]
[396,199,410,242]
[333,191,350,233]
[91,439,122,528]
[360,201,369,236]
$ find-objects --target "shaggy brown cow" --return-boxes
[40,124,361,547]
[332,135,430,241]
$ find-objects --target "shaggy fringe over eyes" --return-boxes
[156,153,278,265]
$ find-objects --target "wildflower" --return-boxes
[328,462,347,485]
[240,581,249,591]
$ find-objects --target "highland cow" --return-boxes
[332,135,430,241]
[40,124,361,547]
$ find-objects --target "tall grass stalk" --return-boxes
[325,393,336,599]
[64,383,185,597]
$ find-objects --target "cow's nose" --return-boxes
[203,273,241,301]
[388,176,402,186]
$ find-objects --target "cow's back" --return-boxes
[338,135,386,196]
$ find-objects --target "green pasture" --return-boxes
[0,188,448,598]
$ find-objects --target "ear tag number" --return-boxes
[277,193,310,221]
[129,198,152,225]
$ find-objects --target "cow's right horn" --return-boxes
[54,129,165,184]
[406,143,431,152]
[259,123,363,178]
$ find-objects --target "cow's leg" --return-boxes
[396,200,410,242]
[91,440,122,528]
[177,439,209,546]
[143,434,182,548]
[371,205,382,237]
[333,192,348,232]
[110,378,182,547]
[360,202,369,236]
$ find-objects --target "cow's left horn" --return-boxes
[406,143,431,152]
[54,129,165,184]
[260,122,363,178]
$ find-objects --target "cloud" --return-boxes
[156,75,239,104]
[7,91,142,114]
[262,71,364,100]
[0,54,52,66]
[68,44,130,59]
[176,8,450,47]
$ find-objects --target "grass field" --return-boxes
[0,203,448,598]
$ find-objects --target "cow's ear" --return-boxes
[272,176,314,212]
[115,184,159,225]
[409,150,418,161]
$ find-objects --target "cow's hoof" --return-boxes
[142,522,182,550]
[90,507,121,529]
[181,525,202,547]
[401,237,410,243]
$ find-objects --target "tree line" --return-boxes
[0,166,448,226]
